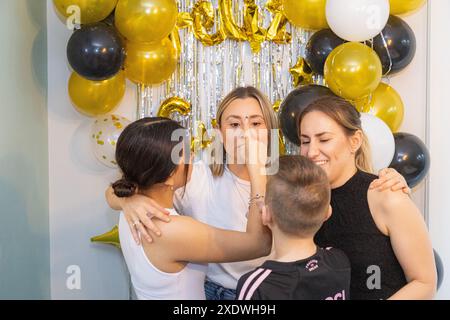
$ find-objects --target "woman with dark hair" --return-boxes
[297,95,436,299]
[114,117,271,300]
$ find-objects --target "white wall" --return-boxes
[427,0,450,300]
[389,4,428,214]
[0,0,49,299]
[47,0,134,299]
[45,0,447,299]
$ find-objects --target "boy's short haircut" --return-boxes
[266,155,331,237]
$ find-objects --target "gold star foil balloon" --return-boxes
[91,225,121,249]
[91,114,131,168]
[290,57,313,87]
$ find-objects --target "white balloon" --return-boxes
[326,0,390,42]
[90,114,131,169]
[360,113,395,173]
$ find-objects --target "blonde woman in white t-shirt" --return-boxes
[106,86,409,300]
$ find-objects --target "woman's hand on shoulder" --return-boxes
[370,168,411,194]
[122,194,171,245]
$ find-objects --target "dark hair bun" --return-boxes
[112,179,137,198]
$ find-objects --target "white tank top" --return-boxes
[119,209,207,300]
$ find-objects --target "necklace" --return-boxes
[228,166,250,211]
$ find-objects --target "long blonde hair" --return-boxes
[210,86,278,177]
[298,96,373,173]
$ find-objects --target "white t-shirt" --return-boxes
[119,209,207,300]
[174,158,272,290]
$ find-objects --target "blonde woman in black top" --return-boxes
[297,95,436,299]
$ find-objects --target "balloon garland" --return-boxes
[52,1,430,247]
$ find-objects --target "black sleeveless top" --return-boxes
[314,170,407,300]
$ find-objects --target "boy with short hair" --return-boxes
[236,156,351,300]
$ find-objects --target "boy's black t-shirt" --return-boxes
[236,247,351,300]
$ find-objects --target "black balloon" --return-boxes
[279,85,336,145]
[434,249,444,291]
[373,15,416,76]
[67,23,125,81]
[305,29,345,75]
[389,132,430,188]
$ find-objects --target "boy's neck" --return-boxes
[141,186,174,209]
[271,229,317,262]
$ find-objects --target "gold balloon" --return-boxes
[353,83,404,132]
[157,97,191,118]
[266,0,291,44]
[115,0,178,43]
[191,1,226,47]
[390,0,426,16]
[282,0,328,30]
[219,0,247,41]
[290,57,314,87]
[68,71,126,117]
[324,42,382,100]
[91,225,121,249]
[53,0,118,24]
[125,39,178,85]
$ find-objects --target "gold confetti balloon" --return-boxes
[90,114,131,168]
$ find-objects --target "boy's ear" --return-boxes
[261,205,273,227]
[324,205,332,221]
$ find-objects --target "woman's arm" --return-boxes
[369,190,437,299]
[151,145,272,263]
